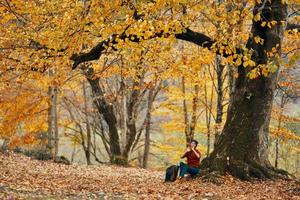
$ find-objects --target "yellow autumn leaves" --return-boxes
[0,0,299,150]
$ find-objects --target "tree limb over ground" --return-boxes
[70,28,219,70]
[70,22,298,70]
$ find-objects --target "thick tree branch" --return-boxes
[175,28,214,48]
[70,21,298,71]
[70,28,217,69]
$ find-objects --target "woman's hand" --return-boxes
[185,147,191,152]
[191,148,200,158]
[181,147,191,159]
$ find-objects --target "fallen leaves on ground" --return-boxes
[0,152,299,200]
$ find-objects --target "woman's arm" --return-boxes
[191,148,200,158]
[181,147,191,158]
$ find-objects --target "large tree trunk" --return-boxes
[201,0,288,180]
[85,68,124,165]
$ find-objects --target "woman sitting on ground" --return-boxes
[179,139,201,179]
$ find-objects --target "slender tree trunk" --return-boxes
[275,95,286,168]
[63,97,89,163]
[93,120,97,160]
[214,57,224,147]
[47,85,53,156]
[202,0,288,179]
[204,69,214,157]
[53,84,59,157]
[82,81,92,165]
[275,136,279,168]
[121,81,127,154]
[190,84,199,140]
[274,114,282,169]
[142,88,154,169]
[123,80,140,162]
[47,69,54,156]
[181,76,190,144]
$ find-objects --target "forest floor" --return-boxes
[0,152,299,200]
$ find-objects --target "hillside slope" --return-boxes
[0,152,299,200]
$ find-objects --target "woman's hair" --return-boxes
[191,139,198,147]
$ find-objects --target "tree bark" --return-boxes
[275,94,288,168]
[47,85,53,156]
[201,0,288,179]
[181,76,191,144]
[214,57,225,148]
[47,69,54,156]
[121,77,127,154]
[53,84,59,157]
[274,127,279,169]
[204,69,214,157]
[85,68,124,165]
[122,79,141,161]
[190,84,199,141]
[82,81,92,165]
[142,88,154,169]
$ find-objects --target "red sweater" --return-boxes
[182,149,201,167]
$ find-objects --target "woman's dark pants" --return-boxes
[179,162,200,178]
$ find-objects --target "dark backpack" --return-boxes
[164,165,179,182]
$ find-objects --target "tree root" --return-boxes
[201,171,224,185]
[201,157,292,181]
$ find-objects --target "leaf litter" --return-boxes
[0,152,299,200]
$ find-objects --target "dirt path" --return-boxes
[0,152,299,199]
